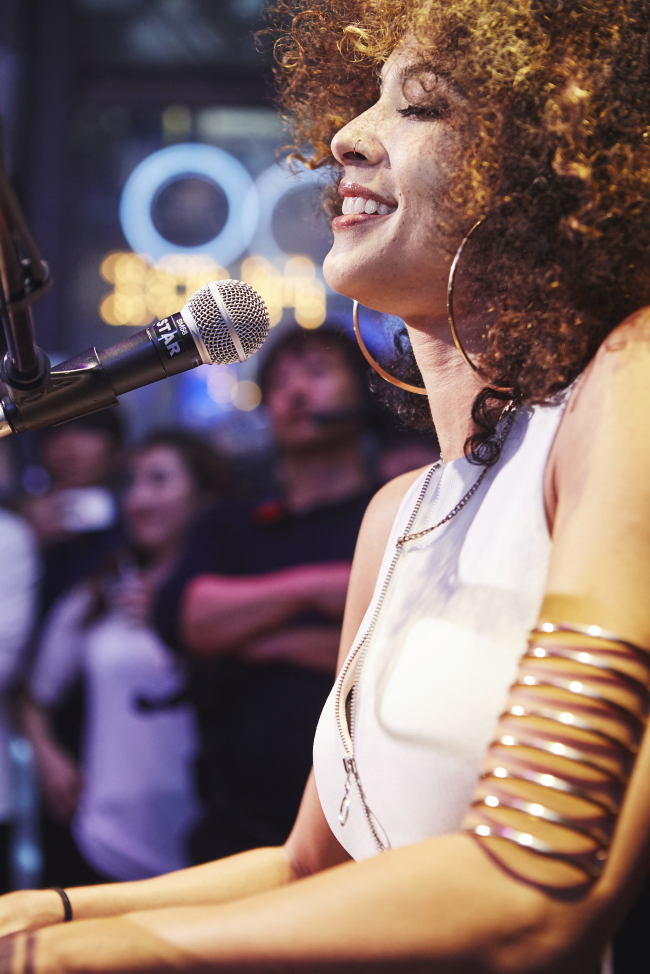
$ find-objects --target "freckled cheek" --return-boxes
[391,149,447,209]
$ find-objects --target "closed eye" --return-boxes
[398,104,446,120]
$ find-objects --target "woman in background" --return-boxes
[22,431,227,886]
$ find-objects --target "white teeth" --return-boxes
[341,196,395,216]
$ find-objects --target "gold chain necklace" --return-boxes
[396,403,517,547]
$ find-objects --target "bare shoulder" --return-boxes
[335,466,431,674]
[551,307,650,496]
[546,305,650,645]
[558,306,650,446]
[354,465,430,568]
[355,464,430,588]
[362,465,430,533]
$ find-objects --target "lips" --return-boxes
[333,182,397,229]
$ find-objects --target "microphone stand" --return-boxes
[0,142,128,436]
[0,135,53,429]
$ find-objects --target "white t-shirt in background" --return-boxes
[29,586,201,881]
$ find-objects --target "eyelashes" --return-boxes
[397,104,447,120]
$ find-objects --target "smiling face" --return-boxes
[324,42,465,326]
[124,445,199,557]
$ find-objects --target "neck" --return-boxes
[406,314,486,462]
[142,539,182,577]
[279,435,369,514]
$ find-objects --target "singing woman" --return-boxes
[1,1,650,970]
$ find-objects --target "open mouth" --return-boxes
[341,197,396,216]
[332,181,398,230]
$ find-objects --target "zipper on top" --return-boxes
[333,462,439,852]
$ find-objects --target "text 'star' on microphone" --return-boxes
[0,279,270,435]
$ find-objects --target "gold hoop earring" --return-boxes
[447,217,514,391]
[352,302,427,395]
[446,218,484,375]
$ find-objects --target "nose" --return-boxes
[286,376,309,405]
[331,111,385,168]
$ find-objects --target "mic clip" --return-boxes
[0,346,118,435]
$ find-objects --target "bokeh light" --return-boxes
[231,380,262,411]
[240,254,326,329]
[161,104,192,140]
[207,366,237,404]
[99,251,228,326]
[101,250,327,330]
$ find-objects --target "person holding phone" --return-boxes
[23,431,226,887]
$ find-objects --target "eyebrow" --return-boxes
[377,57,463,103]
[405,63,465,102]
[378,58,444,87]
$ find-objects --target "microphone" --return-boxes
[0,279,270,436]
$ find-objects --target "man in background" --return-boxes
[156,326,374,863]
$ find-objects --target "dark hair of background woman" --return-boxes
[82,429,228,628]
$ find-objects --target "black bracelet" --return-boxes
[48,887,72,922]
[24,932,36,974]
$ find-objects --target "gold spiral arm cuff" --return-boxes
[464,623,650,885]
[465,823,607,880]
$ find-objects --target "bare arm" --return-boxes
[181,562,352,657]
[21,697,82,824]
[0,848,294,938]
[238,625,342,674]
[22,836,558,974]
[0,471,421,941]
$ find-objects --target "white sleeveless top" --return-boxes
[313,401,568,861]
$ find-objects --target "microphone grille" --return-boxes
[185,279,270,365]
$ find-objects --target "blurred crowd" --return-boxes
[0,325,439,890]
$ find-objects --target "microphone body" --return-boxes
[0,280,269,436]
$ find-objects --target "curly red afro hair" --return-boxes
[263,0,650,455]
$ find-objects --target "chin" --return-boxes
[323,253,393,313]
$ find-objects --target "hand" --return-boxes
[112,571,156,628]
[37,744,82,824]
[22,494,69,544]
[0,890,67,938]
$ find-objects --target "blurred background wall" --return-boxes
[0,0,364,460]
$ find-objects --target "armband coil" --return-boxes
[464,623,650,883]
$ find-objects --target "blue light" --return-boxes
[247,163,326,261]
[119,143,259,265]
